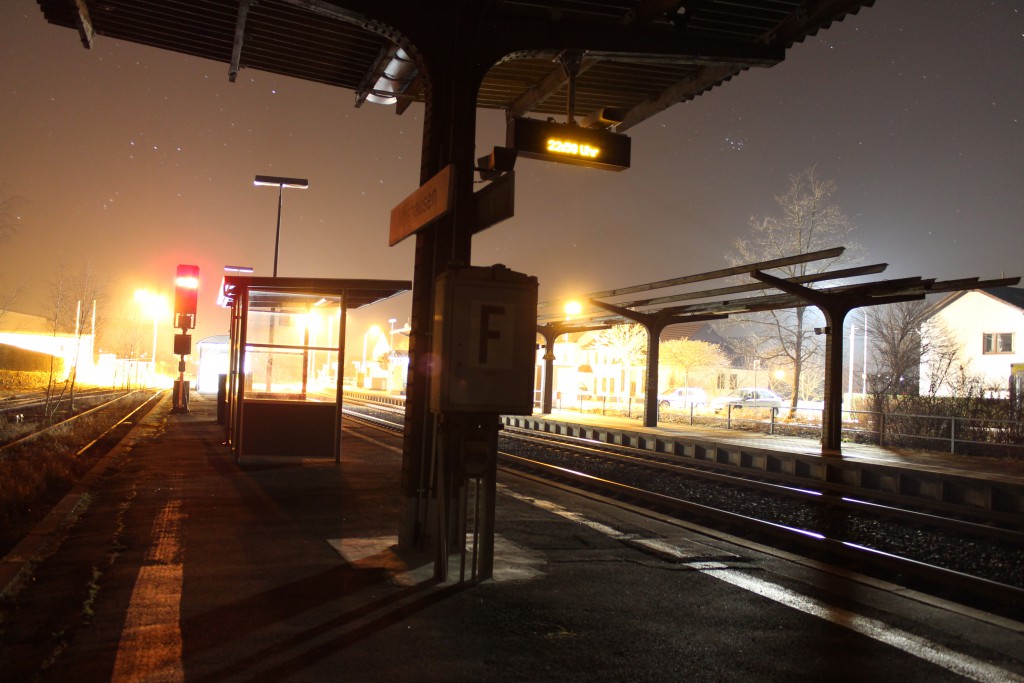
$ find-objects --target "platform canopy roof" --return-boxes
[37,0,875,131]
[219,275,410,312]
[537,247,1022,329]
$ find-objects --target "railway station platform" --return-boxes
[2,392,1023,682]
[530,408,1024,474]
[505,409,1024,519]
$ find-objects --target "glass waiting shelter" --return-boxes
[219,276,410,461]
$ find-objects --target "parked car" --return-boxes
[658,387,707,410]
[712,388,784,412]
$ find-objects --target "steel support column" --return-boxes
[536,322,612,415]
[641,321,667,428]
[751,270,927,456]
[397,7,489,555]
[588,298,726,429]
[817,307,849,455]
[540,330,558,414]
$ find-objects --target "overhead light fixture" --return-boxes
[476,146,518,181]
[362,48,417,106]
[581,107,626,131]
[253,175,308,189]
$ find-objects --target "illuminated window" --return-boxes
[982,332,1014,354]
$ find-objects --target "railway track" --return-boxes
[0,387,129,413]
[0,389,160,453]
[341,395,1024,615]
[0,388,139,441]
[0,389,165,557]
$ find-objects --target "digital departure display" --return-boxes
[506,117,631,171]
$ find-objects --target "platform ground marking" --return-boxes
[111,499,185,683]
[506,487,1023,683]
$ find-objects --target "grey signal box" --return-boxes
[430,264,538,414]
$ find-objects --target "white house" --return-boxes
[922,287,1024,395]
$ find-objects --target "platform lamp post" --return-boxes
[133,289,168,387]
[387,318,398,393]
[361,325,382,389]
[253,175,308,277]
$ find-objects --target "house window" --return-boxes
[717,372,739,390]
[982,332,1014,354]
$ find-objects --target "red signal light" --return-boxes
[174,264,199,329]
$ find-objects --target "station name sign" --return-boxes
[506,117,631,171]
[389,164,454,246]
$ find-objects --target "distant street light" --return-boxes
[253,175,308,277]
[387,318,398,393]
[133,289,168,387]
[362,325,382,389]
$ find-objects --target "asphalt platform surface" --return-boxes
[2,392,1023,682]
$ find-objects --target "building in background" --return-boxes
[922,287,1024,396]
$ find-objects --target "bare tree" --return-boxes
[0,188,21,244]
[0,188,24,323]
[65,264,103,405]
[594,324,647,364]
[43,263,104,416]
[660,339,727,390]
[44,264,69,418]
[867,299,965,399]
[918,317,968,399]
[0,286,19,327]
[727,166,862,412]
[867,301,928,399]
[592,324,648,395]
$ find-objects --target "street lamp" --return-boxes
[134,289,168,387]
[253,175,308,277]
[362,325,382,389]
[564,300,583,320]
[387,318,398,393]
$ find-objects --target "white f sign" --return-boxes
[430,265,538,414]
[472,302,515,368]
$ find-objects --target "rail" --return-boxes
[0,389,157,455]
[342,395,1024,608]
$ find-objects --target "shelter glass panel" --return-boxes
[242,291,343,403]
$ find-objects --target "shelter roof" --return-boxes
[219,276,410,311]
[36,0,875,131]
[539,248,1021,328]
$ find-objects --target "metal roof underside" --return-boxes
[36,0,875,131]
[220,276,411,311]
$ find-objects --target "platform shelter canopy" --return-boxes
[535,247,1020,453]
[37,0,875,132]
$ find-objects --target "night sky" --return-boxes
[1,1,1022,356]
